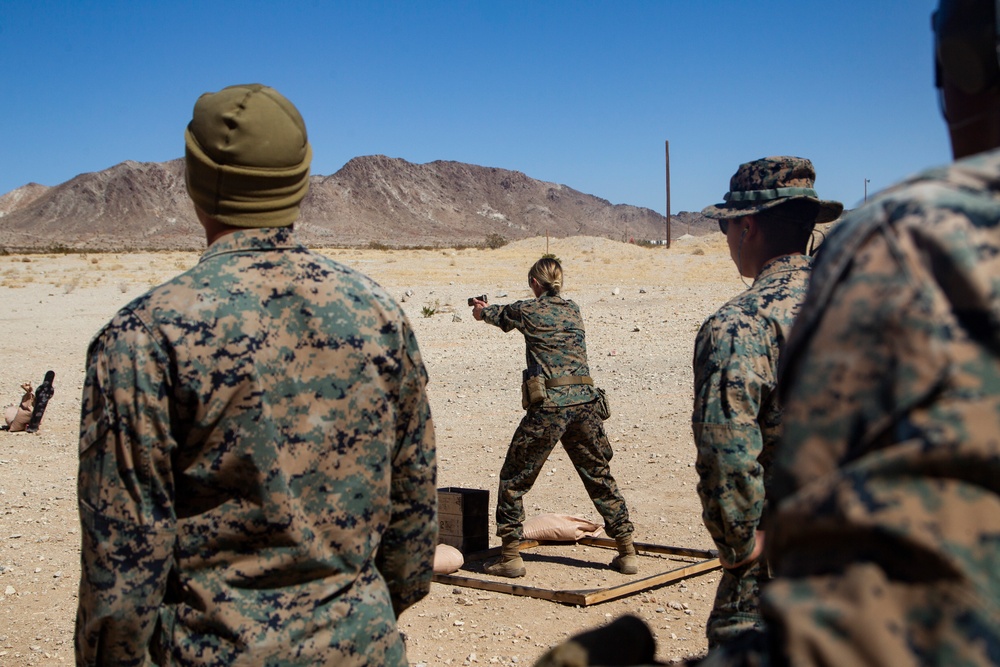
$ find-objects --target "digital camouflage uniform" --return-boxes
[482,294,633,542]
[76,227,437,667]
[692,253,811,647]
[691,149,1000,666]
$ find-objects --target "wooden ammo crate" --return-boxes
[438,487,489,554]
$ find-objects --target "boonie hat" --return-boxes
[185,83,312,228]
[701,156,843,223]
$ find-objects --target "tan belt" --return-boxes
[545,375,593,388]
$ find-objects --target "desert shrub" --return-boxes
[484,233,508,250]
[63,276,82,294]
[367,240,391,251]
[422,298,442,318]
[40,244,91,255]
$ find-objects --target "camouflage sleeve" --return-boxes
[376,317,438,616]
[692,313,767,566]
[482,301,527,333]
[764,180,1000,664]
[75,311,177,667]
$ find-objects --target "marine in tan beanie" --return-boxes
[77,80,437,666]
[185,83,312,231]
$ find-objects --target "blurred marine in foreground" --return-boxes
[75,84,437,666]
[535,0,1000,663]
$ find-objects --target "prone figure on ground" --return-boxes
[535,0,1000,664]
[3,370,55,433]
[692,156,841,647]
[75,83,437,666]
[470,257,637,578]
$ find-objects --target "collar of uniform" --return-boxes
[199,226,299,262]
[753,253,812,286]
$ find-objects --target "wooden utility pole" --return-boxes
[665,140,671,248]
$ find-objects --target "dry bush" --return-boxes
[62,276,82,294]
[1,273,26,288]
[483,233,509,249]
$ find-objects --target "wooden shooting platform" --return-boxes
[433,537,720,606]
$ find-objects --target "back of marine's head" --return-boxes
[184,83,312,228]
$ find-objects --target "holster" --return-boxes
[521,366,546,408]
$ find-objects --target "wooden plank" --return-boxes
[432,573,591,605]
[578,557,721,605]
[432,540,722,607]
[462,538,713,563]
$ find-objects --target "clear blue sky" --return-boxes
[3,0,945,214]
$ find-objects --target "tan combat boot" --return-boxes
[611,534,639,574]
[485,537,526,578]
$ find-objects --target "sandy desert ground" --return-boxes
[0,232,747,666]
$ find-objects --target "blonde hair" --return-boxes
[529,257,563,295]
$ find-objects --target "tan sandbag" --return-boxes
[7,408,32,432]
[523,513,604,542]
[4,383,34,432]
[433,544,464,574]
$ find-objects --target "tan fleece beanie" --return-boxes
[184,84,312,228]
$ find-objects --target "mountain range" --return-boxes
[0,155,712,252]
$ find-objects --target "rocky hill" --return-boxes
[0,156,711,252]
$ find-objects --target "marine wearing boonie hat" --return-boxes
[184,83,312,228]
[701,156,843,224]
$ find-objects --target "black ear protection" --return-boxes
[934,0,1000,95]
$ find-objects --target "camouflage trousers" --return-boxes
[707,558,770,649]
[495,400,634,541]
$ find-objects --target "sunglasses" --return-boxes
[718,218,729,234]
